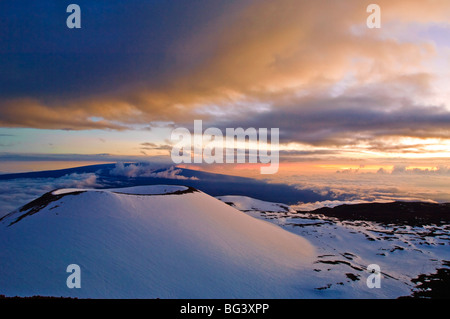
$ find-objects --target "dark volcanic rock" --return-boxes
[0,190,86,227]
[399,261,450,299]
[310,201,450,226]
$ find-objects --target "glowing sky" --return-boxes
[0,0,449,184]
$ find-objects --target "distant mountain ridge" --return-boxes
[308,201,450,226]
[0,163,327,204]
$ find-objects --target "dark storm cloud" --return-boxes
[0,0,449,152]
[209,90,450,147]
[0,152,171,164]
[0,0,243,99]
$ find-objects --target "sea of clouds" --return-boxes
[0,164,198,218]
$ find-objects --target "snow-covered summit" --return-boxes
[51,185,189,196]
[0,185,316,298]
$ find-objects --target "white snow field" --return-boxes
[216,195,293,213]
[0,186,317,299]
[217,196,450,298]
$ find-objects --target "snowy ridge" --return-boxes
[52,185,189,196]
[216,195,292,213]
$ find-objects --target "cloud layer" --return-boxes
[0,173,99,217]
[0,164,200,217]
[110,162,198,180]
[0,0,449,162]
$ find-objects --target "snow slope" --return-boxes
[217,196,450,298]
[0,185,316,298]
[216,195,292,213]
